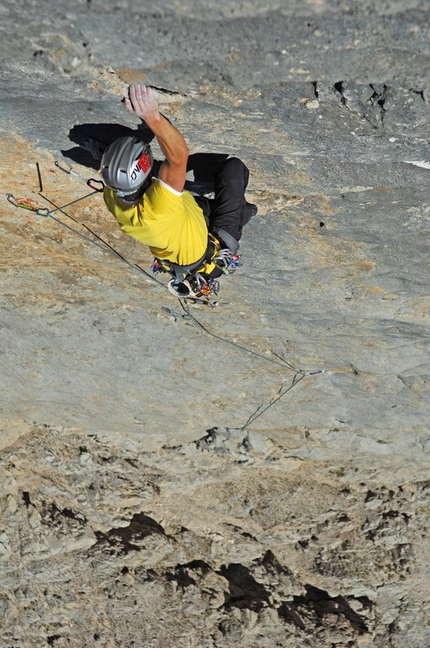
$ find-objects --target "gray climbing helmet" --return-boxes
[101,136,153,197]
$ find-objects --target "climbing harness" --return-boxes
[152,233,222,302]
[166,277,220,302]
[152,234,241,302]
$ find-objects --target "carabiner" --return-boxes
[35,207,50,217]
[55,159,73,174]
[161,306,189,321]
[54,159,88,183]
[87,178,104,192]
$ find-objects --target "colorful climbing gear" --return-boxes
[214,249,242,275]
[152,259,163,276]
[6,194,41,212]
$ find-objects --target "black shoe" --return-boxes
[242,202,258,225]
[167,280,192,297]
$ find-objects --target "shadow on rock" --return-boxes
[62,122,228,196]
[62,121,155,169]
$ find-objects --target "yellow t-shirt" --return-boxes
[103,178,209,266]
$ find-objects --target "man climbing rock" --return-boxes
[100,84,257,298]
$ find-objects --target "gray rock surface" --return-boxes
[1,1,430,646]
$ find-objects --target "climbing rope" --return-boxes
[6,160,324,429]
[161,299,323,428]
[6,171,166,287]
[240,373,306,429]
[165,300,323,374]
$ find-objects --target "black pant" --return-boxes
[208,157,250,248]
[194,157,251,253]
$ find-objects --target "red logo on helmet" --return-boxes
[137,153,151,174]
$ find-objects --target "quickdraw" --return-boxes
[6,160,104,217]
[6,194,40,212]
[152,259,219,294]
[55,159,104,192]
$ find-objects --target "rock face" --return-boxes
[1,1,430,646]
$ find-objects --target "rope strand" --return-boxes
[241,373,305,429]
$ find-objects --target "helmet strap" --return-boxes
[116,175,152,203]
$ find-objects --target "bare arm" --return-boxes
[124,85,189,192]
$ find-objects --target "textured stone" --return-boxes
[1,1,430,647]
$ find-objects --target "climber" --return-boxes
[99,84,257,297]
